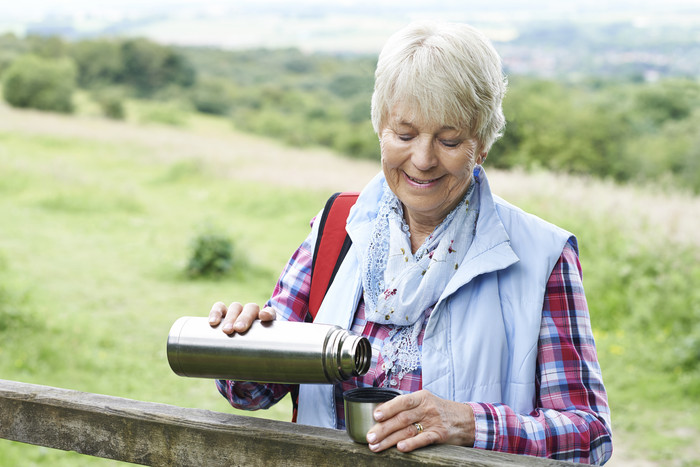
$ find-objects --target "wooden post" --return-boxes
[0,379,568,466]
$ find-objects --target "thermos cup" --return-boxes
[167,317,372,384]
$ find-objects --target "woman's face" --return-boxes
[380,104,482,228]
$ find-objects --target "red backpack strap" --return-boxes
[308,192,359,320]
[292,191,358,423]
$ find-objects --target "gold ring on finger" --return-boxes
[413,422,424,435]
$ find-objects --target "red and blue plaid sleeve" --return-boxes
[266,229,315,323]
[216,224,317,410]
[469,241,613,464]
[216,379,291,410]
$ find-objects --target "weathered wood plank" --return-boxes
[0,379,568,466]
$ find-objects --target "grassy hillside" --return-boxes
[0,104,698,466]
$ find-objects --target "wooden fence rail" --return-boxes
[0,379,569,466]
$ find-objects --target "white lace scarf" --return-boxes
[361,179,480,386]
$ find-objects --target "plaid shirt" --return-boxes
[217,225,612,464]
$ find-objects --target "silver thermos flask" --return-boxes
[167,317,372,384]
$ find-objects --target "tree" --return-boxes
[0,33,29,76]
[70,39,123,88]
[2,54,76,113]
[26,34,68,59]
[119,38,195,96]
[633,79,700,126]
[189,76,235,115]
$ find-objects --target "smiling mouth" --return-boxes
[406,173,439,185]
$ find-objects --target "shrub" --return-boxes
[100,97,125,120]
[186,232,235,278]
[2,54,77,113]
[189,77,234,115]
[332,121,379,160]
[93,88,126,120]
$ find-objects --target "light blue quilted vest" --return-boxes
[297,167,573,428]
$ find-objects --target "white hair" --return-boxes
[371,21,507,153]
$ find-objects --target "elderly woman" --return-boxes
[208,22,612,464]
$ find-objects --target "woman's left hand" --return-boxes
[365,389,475,453]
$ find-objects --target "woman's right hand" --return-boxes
[208,302,277,335]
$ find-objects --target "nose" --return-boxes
[411,135,438,171]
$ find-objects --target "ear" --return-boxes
[477,152,488,165]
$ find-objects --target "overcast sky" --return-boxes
[2,0,697,53]
[3,0,700,20]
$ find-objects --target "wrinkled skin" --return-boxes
[379,102,486,252]
[366,389,475,452]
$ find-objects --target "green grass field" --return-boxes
[1,104,698,466]
[0,106,331,465]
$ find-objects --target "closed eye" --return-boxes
[440,140,461,148]
[398,134,414,142]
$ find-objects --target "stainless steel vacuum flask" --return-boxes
[167,317,372,384]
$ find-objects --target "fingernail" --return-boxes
[208,317,217,325]
[222,323,233,333]
[234,321,245,330]
[366,432,376,444]
[369,443,380,451]
[373,410,383,421]
[397,441,406,451]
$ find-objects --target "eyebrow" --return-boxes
[397,121,459,132]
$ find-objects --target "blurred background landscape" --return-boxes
[0,1,699,465]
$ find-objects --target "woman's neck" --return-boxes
[405,215,439,254]
[401,180,474,254]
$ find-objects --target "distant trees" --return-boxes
[625,80,700,190]
[70,39,123,88]
[0,33,29,76]
[1,34,699,192]
[489,79,629,178]
[2,54,76,113]
[175,46,379,159]
[1,34,195,114]
[489,77,700,192]
[69,37,196,94]
[178,45,700,191]
[119,38,195,96]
